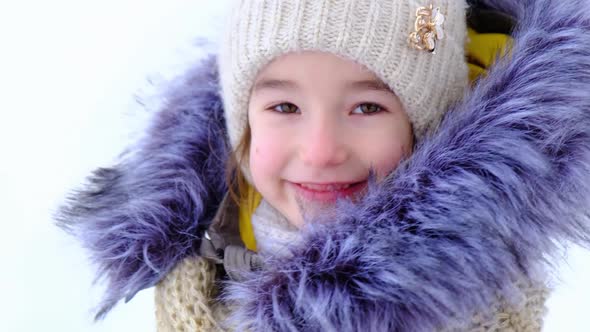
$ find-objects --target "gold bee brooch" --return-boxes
[409,4,445,54]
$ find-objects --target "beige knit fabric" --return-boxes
[218,0,470,153]
[442,279,549,332]
[155,255,225,332]
[155,254,549,332]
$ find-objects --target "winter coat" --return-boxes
[57,0,590,331]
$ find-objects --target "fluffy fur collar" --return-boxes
[57,0,590,330]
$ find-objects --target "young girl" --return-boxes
[57,0,590,331]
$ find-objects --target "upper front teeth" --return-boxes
[300,183,352,191]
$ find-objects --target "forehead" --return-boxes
[252,51,392,94]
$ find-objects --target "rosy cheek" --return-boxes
[249,139,285,185]
[372,146,406,179]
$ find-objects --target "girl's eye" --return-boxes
[352,103,384,115]
[270,103,300,114]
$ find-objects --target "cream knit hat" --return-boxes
[218,0,469,151]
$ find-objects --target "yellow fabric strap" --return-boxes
[238,184,261,251]
[237,29,512,252]
[466,28,512,82]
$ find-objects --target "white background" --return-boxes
[0,1,588,331]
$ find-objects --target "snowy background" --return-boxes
[0,1,588,331]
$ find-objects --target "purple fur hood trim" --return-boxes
[56,0,590,329]
[56,60,229,319]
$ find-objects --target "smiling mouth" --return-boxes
[291,180,368,203]
[298,183,357,191]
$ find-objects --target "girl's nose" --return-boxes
[299,118,348,168]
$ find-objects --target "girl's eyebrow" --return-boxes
[348,79,393,93]
[252,78,393,94]
[252,79,298,93]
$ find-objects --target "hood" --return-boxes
[56,0,590,329]
[56,57,229,319]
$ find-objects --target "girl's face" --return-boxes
[248,51,413,227]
